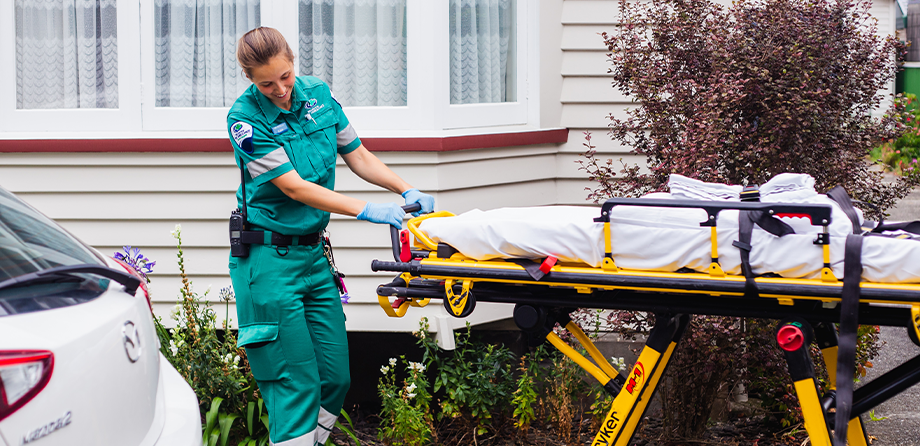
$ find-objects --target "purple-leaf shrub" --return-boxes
[582,0,919,216]
[580,0,897,439]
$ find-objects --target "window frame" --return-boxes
[1,0,536,135]
[0,0,142,133]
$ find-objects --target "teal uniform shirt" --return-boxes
[227,76,361,236]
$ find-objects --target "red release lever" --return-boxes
[399,230,412,262]
[776,325,805,351]
[539,256,558,274]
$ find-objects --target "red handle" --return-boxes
[399,230,412,262]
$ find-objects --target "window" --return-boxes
[449,0,516,105]
[0,0,532,134]
[298,0,408,107]
[15,0,119,110]
[153,0,260,108]
[1,0,140,132]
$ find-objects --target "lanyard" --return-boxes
[321,230,349,303]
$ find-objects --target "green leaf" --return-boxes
[202,397,223,444]
[208,429,220,446]
[218,413,239,446]
[335,420,361,446]
[246,402,256,436]
[261,413,270,430]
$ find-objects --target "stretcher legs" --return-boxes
[779,319,870,446]
[514,306,689,446]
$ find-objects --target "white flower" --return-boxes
[233,355,240,364]
[406,393,416,399]
[406,383,417,392]
[170,224,182,238]
[380,366,390,374]
[408,362,426,372]
[169,340,178,356]
[389,357,397,367]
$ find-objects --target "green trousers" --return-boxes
[229,242,350,446]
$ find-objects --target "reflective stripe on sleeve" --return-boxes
[246,147,291,179]
[336,123,358,148]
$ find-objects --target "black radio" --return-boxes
[230,208,249,258]
[230,156,250,258]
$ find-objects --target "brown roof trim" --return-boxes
[0,128,568,153]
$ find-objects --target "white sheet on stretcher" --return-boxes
[417,173,920,283]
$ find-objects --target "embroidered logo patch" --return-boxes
[271,122,289,135]
[230,121,254,154]
[306,98,324,115]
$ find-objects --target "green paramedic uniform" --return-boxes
[227,76,361,446]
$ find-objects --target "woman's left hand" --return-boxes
[401,189,435,216]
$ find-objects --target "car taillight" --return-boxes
[0,350,54,422]
[112,258,153,313]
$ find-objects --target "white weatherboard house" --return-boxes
[0,0,899,337]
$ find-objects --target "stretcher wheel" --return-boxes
[443,289,475,318]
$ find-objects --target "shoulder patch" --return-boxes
[230,121,254,154]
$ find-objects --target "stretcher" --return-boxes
[372,197,920,446]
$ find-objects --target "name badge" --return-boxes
[272,122,290,135]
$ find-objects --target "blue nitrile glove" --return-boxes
[401,188,435,217]
[357,202,405,229]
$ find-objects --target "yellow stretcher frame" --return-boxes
[372,201,920,446]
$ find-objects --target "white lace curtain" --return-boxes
[449,0,515,105]
[154,0,260,107]
[16,0,119,110]
[299,0,407,107]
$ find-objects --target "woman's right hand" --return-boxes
[357,202,406,229]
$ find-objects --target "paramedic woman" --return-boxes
[226,27,434,446]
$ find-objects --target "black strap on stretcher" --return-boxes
[826,186,862,446]
[733,210,795,297]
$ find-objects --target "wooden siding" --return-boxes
[0,144,607,332]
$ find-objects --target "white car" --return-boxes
[0,186,201,446]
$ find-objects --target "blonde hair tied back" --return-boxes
[236,27,295,79]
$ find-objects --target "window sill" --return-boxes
[0,128,568,153]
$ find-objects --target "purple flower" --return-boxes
[114,245,155,283]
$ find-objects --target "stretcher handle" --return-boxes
[391,203,423,262]
[595,198,833,227]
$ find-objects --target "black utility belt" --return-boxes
[241,230,322,247]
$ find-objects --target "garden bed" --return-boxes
[329,410,810,446]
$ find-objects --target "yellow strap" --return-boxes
[377,294,410,318]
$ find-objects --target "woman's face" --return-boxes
[248,55,296,110]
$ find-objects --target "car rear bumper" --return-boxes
[153,353,200,446]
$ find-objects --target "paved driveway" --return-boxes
[860,187,920,445]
